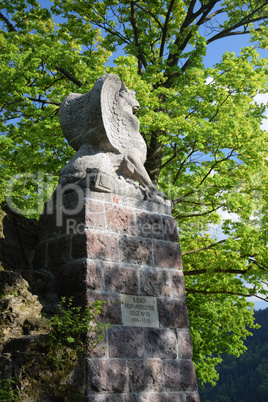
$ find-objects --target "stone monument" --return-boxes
[58,73,164,199]
[34,74,199,401]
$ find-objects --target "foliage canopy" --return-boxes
[1,0,268,385]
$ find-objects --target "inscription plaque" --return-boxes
[121,294,159,328]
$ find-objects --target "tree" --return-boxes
[199,308,268,400]
[1,0,268,385]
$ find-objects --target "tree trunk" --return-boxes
[145,130,163,186]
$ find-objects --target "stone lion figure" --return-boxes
[58,73,165,198]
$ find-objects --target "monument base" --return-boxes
[34,190,199,401]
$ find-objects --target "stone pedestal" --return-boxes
[34,190,199,401]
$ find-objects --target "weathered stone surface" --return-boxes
[0,204,38,270]
[106,396,129,402]
[103,262,138,294]
[127,394,150,402]
[145,328,177,359]
[119,236,153,265]
[177,329,193,360]
[71,232,87,260]
[30,199,198,399]
[55,260,103,296]
[149,393,184,402]
[108,327,144,358]
[154,240,182,269]
[170,270,186,298]
[106,204,136,235]
[85,199,106,229]
[87,359,128,393]
[162,216,179,242]
[32,241,47,269]
[128,359,163,392]
[163,360,198,392]
[20,269,58,315]
[97,394,150,402]
[62,199,106,234]
[37,210,65,241]
[0,271,47,345]
[47,236,71,268]
[135,212,163,239]
[157,299,189,328]
[72,231,118,261]
[86,292,122,325]
[84,395,106,402]
[140,268,170,297]
[26,193,197,399]
[87,331,107,358]
[186,393,200,402]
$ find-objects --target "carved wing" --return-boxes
[59,76,116,152]
[100,74,147,163]
[59,74,147,163]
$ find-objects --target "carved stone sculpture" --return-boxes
[58,74,165,199]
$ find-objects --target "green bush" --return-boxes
[0,378,19,402]
[47,297,111,366]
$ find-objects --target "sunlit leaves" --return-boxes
[0,0,110,209]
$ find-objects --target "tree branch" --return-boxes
[208,28,253,43]
[167,0,219,68]
[161,153,177,169]
[164,1,268,83]
[253,294,268,302]
[173,146,197,185]
[160,144,186,169]
[0,12,16,32]
[174,204,222,219]
[199,149,237,187]
[134,2,163,32]
[26,97,60,106]
[182,0,198,28]
[207,1,268,44]
[195,1,220,28]
[184,267,253,276]
[208,89,234,123]
[130,2,148,75]
[55,66,83,87]
[249,258,268,271]
[182,239,226,256]
[74,2,131,46]
[160,0,176,58]
[203,8,226,23]
[185,288,255,297]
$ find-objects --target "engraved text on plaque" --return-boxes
[121,294,159,328]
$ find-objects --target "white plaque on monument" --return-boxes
[121,294,159,328]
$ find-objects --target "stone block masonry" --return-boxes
[34,191,199,401]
